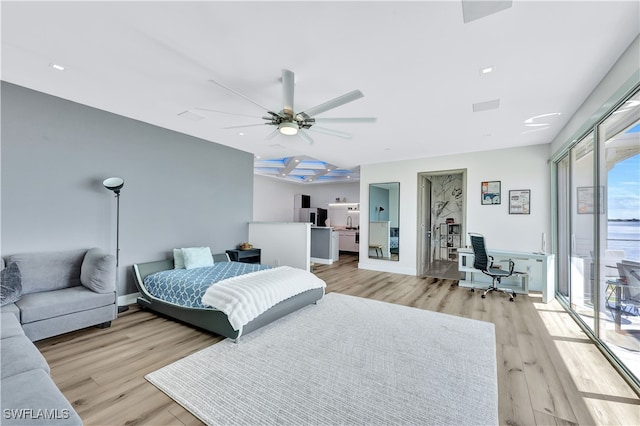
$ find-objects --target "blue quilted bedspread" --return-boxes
[143,262,271,309]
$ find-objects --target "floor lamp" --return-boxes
[103,177,129,313]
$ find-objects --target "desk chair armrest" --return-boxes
[494,258,515,274]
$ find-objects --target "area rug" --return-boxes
[146,292,498,425]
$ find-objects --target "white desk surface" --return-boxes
[458,247,551,259]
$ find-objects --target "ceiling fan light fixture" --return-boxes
[279,121,299,135]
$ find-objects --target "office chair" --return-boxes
[468,233,516,301]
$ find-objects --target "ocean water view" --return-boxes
[608,221,640,260]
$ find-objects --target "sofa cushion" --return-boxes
[0,303,21,322]
[0,335,50,379]
[1,262,22,306]
[1,312,25,339]
[0,369,83,425]
[16,287,115,324]
[80,248,115,294]
[5,250,86,295]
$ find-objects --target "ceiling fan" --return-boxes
[199,69,376,144]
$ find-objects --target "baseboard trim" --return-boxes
[118,292,141,306]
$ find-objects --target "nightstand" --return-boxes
[226,248,261,264]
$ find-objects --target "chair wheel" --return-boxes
[481,294,486,299]
[470,288,475,292]
[509,297,514,302]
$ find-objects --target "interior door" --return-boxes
[419,175,432,274]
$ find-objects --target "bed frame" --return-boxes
[131,253,324,341]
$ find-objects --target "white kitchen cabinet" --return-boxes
[338,230,359,252]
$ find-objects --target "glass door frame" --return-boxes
[551,83,640,393]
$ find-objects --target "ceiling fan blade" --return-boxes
[308,126,353,139]
[194,107,264,119]
[208,79,274,114]
[298,130,314,145]
[222,123,269,129]
[282,69,295,115]
[265,128,280,140]
[298,89,364,118]
[313,117,377,123]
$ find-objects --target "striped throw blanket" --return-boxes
[201,266,326,331]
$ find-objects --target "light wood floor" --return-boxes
[35,254,639,425]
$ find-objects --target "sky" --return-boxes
[608,152,640,220]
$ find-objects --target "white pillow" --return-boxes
[182,247,213,270]
[173,249,185,269]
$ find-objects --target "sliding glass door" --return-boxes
[555,87,640,387]
[557,155,570,298]
[597,91,640,377]
[570,133,596,329]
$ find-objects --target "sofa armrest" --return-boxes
[80,248,116,293]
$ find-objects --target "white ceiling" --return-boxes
[2,1,639,182]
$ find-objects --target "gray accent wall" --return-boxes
[1,82,254,296]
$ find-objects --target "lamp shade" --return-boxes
[103,177,124,194]
[279,121,299,135]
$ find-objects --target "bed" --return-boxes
[390,227,399,255]
[132,253,325,341]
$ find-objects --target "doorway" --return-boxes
[417,170,466,279]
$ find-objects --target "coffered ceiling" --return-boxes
[2,1,638,183]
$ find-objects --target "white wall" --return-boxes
[359,144,552,275]
[248,222,310,270]
[253,175,360,222]
[253,175,301,222]
[304,183,360,207]
[2,83,255,297]
[551,35,639,156]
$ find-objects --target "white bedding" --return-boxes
[201,266,326,331]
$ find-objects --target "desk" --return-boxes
[458,248,555,303]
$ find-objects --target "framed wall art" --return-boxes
[481,181,501,205]
[577,186,604,214]
[509,189,530,214]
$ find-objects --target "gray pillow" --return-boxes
[1,262,22,306]
[80,248,116,293]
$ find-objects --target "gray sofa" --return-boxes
[0,248,118,425]
[1,312,83,425]
[1,248,117,341]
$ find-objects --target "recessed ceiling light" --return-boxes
[238,132,245,136]
[523,112,561,126]
[480,66,494,75]
[524,112,561,123]
[50,63,65,71]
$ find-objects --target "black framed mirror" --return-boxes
[369,182,400,260]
